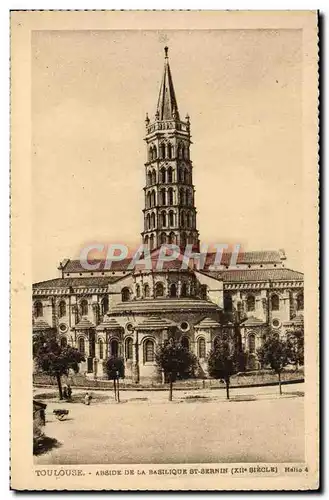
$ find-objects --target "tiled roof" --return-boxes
[201,268,303,283]
[240,316,266,326]
[134,248,194,273]
[33,276,124,290]
[33,319,53,331]
[195,317,221,329]
[283,315,304,327]
[135,316,176,330]
[204,250,283,268]
[73,317,95,329]
[96,317,122,330]
[61,259,132,273]
[111,298,220,314]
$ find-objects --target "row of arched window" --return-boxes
[34,296,110,319]
[122,282,191,301]
[146,187,193,208]
[146,167,191,186]
[148,142,189,162]
[146,210,195,230]
[223,292,304,313]
[144,231,196,249]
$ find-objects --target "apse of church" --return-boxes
[32,47,304,382]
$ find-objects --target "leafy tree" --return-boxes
[33,331,85,399]
[155,340,197,401]
[257,333,294,395]
[104,356,125,402]
[207,341,237,399]
[286,327,304,369]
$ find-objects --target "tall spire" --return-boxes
[156,47,180,121]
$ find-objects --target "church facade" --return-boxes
[33,48,304,382]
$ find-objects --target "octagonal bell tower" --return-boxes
[142,47,200,252]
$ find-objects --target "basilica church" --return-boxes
[33,48,304,382]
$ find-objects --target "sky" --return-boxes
[32,28,302,282]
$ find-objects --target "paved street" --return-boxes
[34,384,304,465]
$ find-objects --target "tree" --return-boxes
[257,333,294,395]
[286,327,304,369]
[33,331,85,399]
[207,342,237,399]
[155,340,197,401]
[104,356,125,402]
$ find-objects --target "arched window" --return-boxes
[181,283,187,297]
[78,337,85,355]
[247,295,255,312]
[168,143,172,159]
[271,294,280,311]
[145,339,155,362]
[168,232,176,244]
[184,146,189,159]
[181,145,186,160]
[149,146,153,161]
[178,167,183,182]
[110,339,119,357]
[80,299,88,316]
[170,283,177,297]
[121,288,131,302]
[153,145,157,159]
[181,336,189,350]
[125,337,133,360]
[147,171,152,185]
[160,232,167,244]
[60,336,67,349]
[99,339,104,359]
[248,334,256,354]
[146,192,151,208]
[160,189,166,205]
[101,296,109,315]
[180,211,185,227]
[161,211,166,228]
[151,169,156,185]
[150,212,155,229]
[169,211,174,226]
[180,188,185,205]
[178,144,183,159]
[224,293,233,312]
[297,292,304,311]
[146,213,151,230]
[160,167,166,183]
[160,143,166,159]
[136,284,140,298]
[150,234,154,250]
[186,212,191,228]
[167,167,173,183]
[59,300,66,318]
[168,188,174,205]
[200,285,207,300]
[198,338,206,358]
[144,283,150,298]
[155,282,164,298]
[35,301,43,318]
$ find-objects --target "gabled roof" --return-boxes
[59,259,132,274]
[284,315,304,327]
[96,317,122,330]
[240,316,266,326]
[195,317,221,329]
[156,47,180,121]
[201,268,303,283]
[33,276,126,290]
[203,250,284,268]
[135,316,176,330]
[33,319,53,331]
[72,317,95,330]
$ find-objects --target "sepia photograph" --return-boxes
[10,10,319,490]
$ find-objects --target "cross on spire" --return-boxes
[156,46,180,121]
